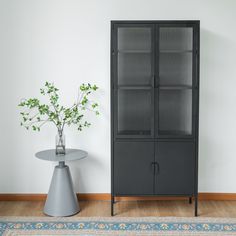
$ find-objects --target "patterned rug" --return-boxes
[1,217,236,235]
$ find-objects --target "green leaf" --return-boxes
[92,103,98,109]
[18,101,26,107]
[19,81,99,132]
[92,85,98,90]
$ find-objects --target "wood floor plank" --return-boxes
[1,200,236,217]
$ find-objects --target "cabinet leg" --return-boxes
[189,197,192,204]
[195,196,198,217]
[111,196,114,216]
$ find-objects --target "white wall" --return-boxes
[0,0,236,194]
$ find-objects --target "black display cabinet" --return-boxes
[111,20,200,216]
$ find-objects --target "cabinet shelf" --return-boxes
[158,130,192,136]
[118,130,151,135]
[159,85,192,90]
[118,85,193,90]
[118,50,151,54]
[159,50,192,53]
[118,85,152,90]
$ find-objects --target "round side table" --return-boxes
[35,149,87,217]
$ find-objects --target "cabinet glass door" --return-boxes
[157,26,194,137]
[115,25,154,138]
[117,89,153,137]
[117,27,153,86]
[158,89,192,136]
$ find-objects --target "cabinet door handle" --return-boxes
[151,162,156,174]
[151,162,159,175]
[155,162,159,175]
[151,75,155,87]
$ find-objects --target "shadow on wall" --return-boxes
[199,28,236,191]
[71,154,106,193]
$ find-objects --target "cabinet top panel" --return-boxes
[111,20,200,24]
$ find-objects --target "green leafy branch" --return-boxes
[19,82,99,133]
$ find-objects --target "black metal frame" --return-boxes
[111,20,200,216]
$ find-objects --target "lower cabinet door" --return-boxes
[114,141,154,195]
[155,141,195,195]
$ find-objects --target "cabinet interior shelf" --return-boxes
[117,85,193,90]
[118,130,151,135]
[117,85,153,90]
[119,130,192,136]
[117,50,151,54]
[158,130,192,136]
[159,85,192,90]
[159,50,192,53]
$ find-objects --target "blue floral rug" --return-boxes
[1,217,236,235]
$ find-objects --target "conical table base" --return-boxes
[44,162,79,216]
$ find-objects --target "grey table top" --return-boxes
[35,149,88,162]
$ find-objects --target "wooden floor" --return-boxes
[1,200,236,218]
